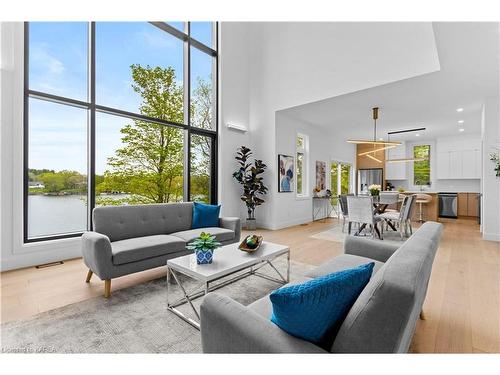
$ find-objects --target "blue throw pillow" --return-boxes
[192,202,221,229]
[270,262,374,344]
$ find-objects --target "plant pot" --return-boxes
[195,249,214,264]
[246,218,257,230]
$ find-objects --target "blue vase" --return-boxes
[196,249,214,264]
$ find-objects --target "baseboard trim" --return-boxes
[1,247,82,272]
[258,216,318,231]
[482,232,500,242]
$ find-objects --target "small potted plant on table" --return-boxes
[187,232,221,264]
[368,184,381,196]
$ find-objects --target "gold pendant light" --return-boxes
[347,108,401,163]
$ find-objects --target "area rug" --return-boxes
[1,260,313,354]
[311,224,407,245]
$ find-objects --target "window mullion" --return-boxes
[88,22,96,231]
[183,22,191,202]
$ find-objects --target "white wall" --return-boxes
[218,22,251,221]
[247,22,441,229]
[273,112,355,229]
[481,98,500,241]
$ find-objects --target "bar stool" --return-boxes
[416,193,432,222]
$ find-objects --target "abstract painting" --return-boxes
[278,154,294,192]
[316,161,326,191]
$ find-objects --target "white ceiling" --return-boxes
[281,22,500,142]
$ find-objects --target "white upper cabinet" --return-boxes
[385,142,406,180]
[436,135,481,179]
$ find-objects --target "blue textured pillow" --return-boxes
[192,202,221,229]
[270,262,374,344]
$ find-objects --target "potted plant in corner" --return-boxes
[233,146,268,230]
[187,232,221,264]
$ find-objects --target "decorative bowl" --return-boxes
[238,235,264,253]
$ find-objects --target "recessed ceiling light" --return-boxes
[415,133,420,137]
[459,128,465,132]
[458,120,464,124]
[456,108,464,112]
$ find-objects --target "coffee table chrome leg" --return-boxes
[265,260,287,283]
[169,268,200,321]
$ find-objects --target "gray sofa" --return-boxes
[200,221,443,353]
[81,202,240,297]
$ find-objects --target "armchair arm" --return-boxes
[219,217,241,242]
[81,231,114,280]
[200,293,327,353]
[343,235,401,263]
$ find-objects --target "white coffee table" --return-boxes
[166,241,290,329]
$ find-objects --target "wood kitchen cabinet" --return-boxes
[458,193,468,216]
[467,193,479,217]
[458,192,479,217]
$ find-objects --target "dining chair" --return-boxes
[346,196,382,239]
[378,191,400,205]
[379,194,417,239]
[338,195,349,232]
[403,194,417,235]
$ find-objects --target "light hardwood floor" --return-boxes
[1,218,499,353]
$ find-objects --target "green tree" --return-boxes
[189,78,213,202]
[97,65,214,205]
[98,65,185,204]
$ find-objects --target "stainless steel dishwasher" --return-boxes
[438,192,458,218]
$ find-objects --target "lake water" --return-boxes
[28,195,88,238]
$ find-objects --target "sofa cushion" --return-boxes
[305,254,384,279]
[192,202,221,229]
[93,202,194,242]
[269,263,375,344]
[172,227,235,244]
[111,235,186,265]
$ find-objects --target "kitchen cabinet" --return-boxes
[467,193,479,217]
[436,136,481,179]
[458,193,468,216]
[385,142,406,180]
[457,192,479,217]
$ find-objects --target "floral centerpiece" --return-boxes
[490,152,500,177]
[187,232,221,265]
[368,184,381,196]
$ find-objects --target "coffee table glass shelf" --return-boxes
[166,241,290,329]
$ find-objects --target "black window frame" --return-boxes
[23,21,219,243]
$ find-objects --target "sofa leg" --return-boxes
[419,310,426,320]
[104,280,111,298]
[85,269,93,283]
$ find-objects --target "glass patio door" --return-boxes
[330,161,352,216]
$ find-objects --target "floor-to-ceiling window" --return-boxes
[330,161,352,215]
[24,22,218,242]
